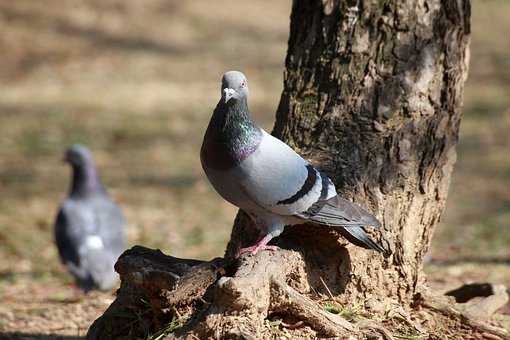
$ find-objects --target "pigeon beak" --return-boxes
[223,88,236,103]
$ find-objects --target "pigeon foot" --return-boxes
[236,234,278,257]
[237,244,279,257]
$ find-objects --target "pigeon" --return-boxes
[201,71,385,256]
[54,144,126,292]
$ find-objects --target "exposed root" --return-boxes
[87,246,510,340]
[270,279,355,336]
[188,249,357,338]
[86,246,230,339]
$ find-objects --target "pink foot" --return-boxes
[237,244,279,256]
[236,234,279,257]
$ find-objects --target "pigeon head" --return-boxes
[64,144,104,197]
[221,71,249,103]
[64,144,94,168]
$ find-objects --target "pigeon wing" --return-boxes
[296,195,381,228]
[54,201,98,285]
[236,131,332,216]
[54,207,81,268]
[295,193,385,254]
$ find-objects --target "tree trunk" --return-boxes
[88,1,478,339]
[228,0,470,302]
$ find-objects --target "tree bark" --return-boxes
[88,1,476,339]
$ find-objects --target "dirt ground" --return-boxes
[0,0,509,338]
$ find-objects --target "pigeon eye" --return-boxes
[241,81,246,88]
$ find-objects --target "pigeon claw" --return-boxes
[236,244,279,257]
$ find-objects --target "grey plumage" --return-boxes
[297,195,386,253]
[55,144,126,292]
[201,71,386,255]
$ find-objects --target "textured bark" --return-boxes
[228,0,471,303]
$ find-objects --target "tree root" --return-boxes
[86,246,230,339]
[87,246,359,339]
[186,249,357,338]
[270,279,355,335]
[87,246,510,340]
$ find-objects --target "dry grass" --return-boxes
[0,0,509,337]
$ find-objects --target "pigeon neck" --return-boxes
[69,163,105,198]
[217,98,261,152]
[202,97,262,170]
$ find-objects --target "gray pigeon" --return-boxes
[54,144,126,292]
[201,71,385,256]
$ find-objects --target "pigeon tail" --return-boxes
[337,226,387,255]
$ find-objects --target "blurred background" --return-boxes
[0,0,508,337]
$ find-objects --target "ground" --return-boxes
[0,0,509,338]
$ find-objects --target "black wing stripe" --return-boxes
[319,172,330,200]
[277,164,317,205]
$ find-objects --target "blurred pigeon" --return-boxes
[201,71,385,256]
[54,144,126,292]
